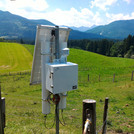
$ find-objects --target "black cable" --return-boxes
[61,109,66,125]
[44,115,55,129]
[47,93,53,104]
[55,105,66,126]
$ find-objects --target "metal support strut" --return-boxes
[53,94,60,134]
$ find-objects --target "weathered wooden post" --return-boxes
[102,97,109,134]
[99,74,100,82]
[131,71,134,81]
[83,99,96,134]
[113,74,115,82]
[88,74,89,82]
[0,85,5,134]
[2,97,5,129]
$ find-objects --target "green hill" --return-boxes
[68,49,134,78]
[23,44,134,69]
[68,48,134,68]
[0,42,33,73]
[0,42,134,73]
[0,42,134,76]
[0,10,55,40]
[23,44,134,78]
[86,19,134,39]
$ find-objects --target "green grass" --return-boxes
[0,42,33,73]
[0,74,134,134]
[0,42,134,133]
[22,44,35,56]
[1,42,133,76]
[68,48,134,69]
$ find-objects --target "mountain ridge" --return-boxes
[86,19,134,39]
[0,10,105,41]
[0,10,55,40]
[0,10,134,40]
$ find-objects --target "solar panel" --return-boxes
[30,25,70,85]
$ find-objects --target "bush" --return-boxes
[131,55,134,59]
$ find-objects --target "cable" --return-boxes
[47,92,53,104]
[61,109,66,125]
[44,115,55,129]
[55,105,66,126]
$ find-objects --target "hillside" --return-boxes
[0,10,55,40]
[1,10,134,40]
[0,10,104,41]
[22,44,134,68]
[86,19,134,39]
[68,48,134,68]
[1,42,134,75]
[68,25,96,32]
[69,30,104,40]
[0,42,33,73]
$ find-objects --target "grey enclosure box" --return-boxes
[46,62,78,94]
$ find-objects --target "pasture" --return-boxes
[0,42,32,73]
[0,42,134,133]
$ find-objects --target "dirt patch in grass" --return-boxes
[0,65,10,69]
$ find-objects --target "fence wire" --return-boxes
[79,71,133,84]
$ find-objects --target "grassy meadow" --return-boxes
[0,42,33,73]
[0,42,134,134]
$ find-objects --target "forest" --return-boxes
[68,34,134,58]
[0,34,134,59]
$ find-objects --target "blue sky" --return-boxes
[0,0,134,27]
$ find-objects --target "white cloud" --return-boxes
[123,0,131,4]
[2,0,48,12]
[90,0,117,10]
[0,0,104,27]
[106,12,134,23]
[2,0,133,27]
[0,1,4,8]
[23,8,103,27]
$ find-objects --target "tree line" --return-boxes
[68,34,134,58]
[1,34,134,58]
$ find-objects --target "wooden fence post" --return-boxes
[82,99,96,134]
[2,98,5,129]
[131,71,134,81]
[102,97,109,134]
[0,85,4,134]
[99,75,100,82]
[88,74,89,82]
[113,74,115,82]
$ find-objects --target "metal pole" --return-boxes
[56,103,59,134]
[41,40,50,115]
[55,26,60,134]
[55,26,60,59]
